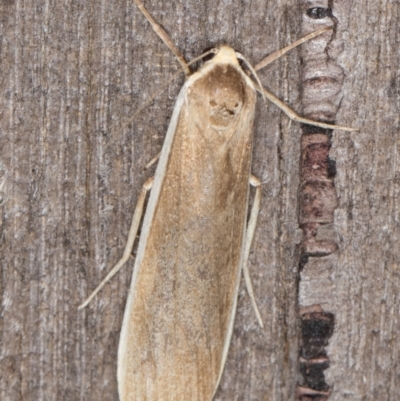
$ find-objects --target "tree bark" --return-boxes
[0,0,398,400]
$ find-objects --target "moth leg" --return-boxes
[144,151,161,170]
[133,0,191,76]
[255,27,331,71]
[257,85,358,132]
[78,176,154,310]
[242,174,264,328]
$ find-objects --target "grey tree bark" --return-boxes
[0,0,398,401]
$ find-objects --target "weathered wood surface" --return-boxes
[0,0,398,400]
[298,1,400,400]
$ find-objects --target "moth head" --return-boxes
[187,45,255,138]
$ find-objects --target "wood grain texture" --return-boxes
[298,0,400,400]
[1,0,397,400]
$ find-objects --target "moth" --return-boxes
[79,1,356,400]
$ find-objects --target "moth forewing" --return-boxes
[117,46,257,401]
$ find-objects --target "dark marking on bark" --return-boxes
[297,1,347,397]
[306,8,333,20]
[297,308,334,398]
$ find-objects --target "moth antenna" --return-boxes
[254,27,331,71]
[187,48,218,67]
[133,0,190,76]
[236,52,266,104]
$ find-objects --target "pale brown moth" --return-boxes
[79,1,357,400]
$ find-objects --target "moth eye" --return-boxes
[202,48,216,62]
[234,103,239,108]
